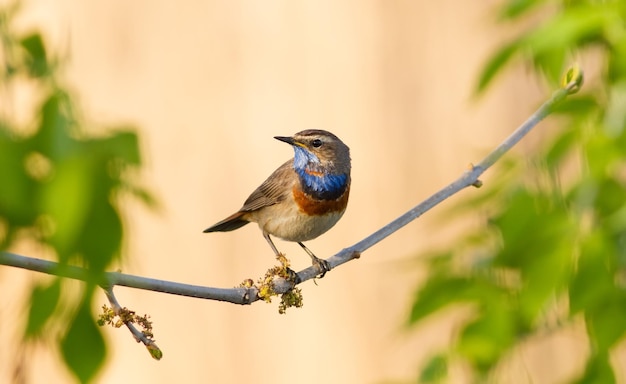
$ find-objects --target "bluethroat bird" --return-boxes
[203,129,351,278]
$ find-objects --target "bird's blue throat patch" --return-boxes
[297,169,348,200]
[292,146,348,200]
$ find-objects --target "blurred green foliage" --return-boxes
[410,1,626,383]
[0,3,151,382]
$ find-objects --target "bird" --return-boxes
[203,129,351,279]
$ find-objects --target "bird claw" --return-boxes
[312,257,331,278]
[286,267,302,284]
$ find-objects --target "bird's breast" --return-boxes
[249,185,349,242]
[293,183,350,216]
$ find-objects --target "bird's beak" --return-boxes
[274,136,294,145]
[276,135,309,150]
[274,135,306,148]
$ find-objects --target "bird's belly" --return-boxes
[250,202,345,242]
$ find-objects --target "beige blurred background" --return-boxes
[0,1,573,383]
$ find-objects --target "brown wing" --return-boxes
[239,160,294,211]
[203,160,294,233]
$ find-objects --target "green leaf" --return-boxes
[0,128,37,225]
[61,298,107,383]
[575,352,616,384]
[408,268,489,325]
[20,32,48,77]
[603,80,626,135]
[523,6,610,55]
[545,127,577,166]
[586,303,626,352]
[413,1,626,382]
[25,279,61,337]
[78,199,122,270]
[570,236,614,313]
[1,5,153,382]
[476,40,520,94]
[408,275,463,324]
[34,92,76,160]
[457,302,518,373]
[95,129,142,166]
[519,6,612,83]
[419,354,448,383]
[607,39,626,83]
[480,4,617,91]
[41,155,95,259]
[594,179,626,219]
[548,96,597,117]
[498,0,546,20]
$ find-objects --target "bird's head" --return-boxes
[275,129,351,175]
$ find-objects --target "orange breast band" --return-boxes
[292,185,350,216]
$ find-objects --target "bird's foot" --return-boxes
[312,257,331,278]
[286,267,302,284]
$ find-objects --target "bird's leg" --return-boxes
[297,242,331,278]
[263,232,281,256]
[263,233,300,283]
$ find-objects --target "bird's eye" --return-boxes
[311,139,323,148]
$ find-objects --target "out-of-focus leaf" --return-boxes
[586,302,626,352]
[498,0,546,20]
[607,40,626,83]
[584,133,621,178]
[95,130,142,166]
[480,4,617,92]
[548,96,598,116]
[419,354,448,383]
[490,191,538,268]
[594,179,626,219]
[476,40,520,93]
[575,353,616,384]
[0,128,37,225]
[411,0,626,382]
[523,6,611,54]
[603,80,626,135]
[408,270,503,325]
[2,4,153,382]
[569,245,611,315]
[61,298,107,383]
[545,127,577,166]
[20,32,47,77]
[25,279,61,337]
[532,47,567,85]
[78,198,122,270]
[408,274,467,324]
[509,5,614,84]
[34,92,76,160]
[457,301,517,372]
[41,155,94,260]
[121,181,160,209]
[496,193,574,321]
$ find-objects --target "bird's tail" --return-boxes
[203,211,249,233]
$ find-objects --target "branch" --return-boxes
[0,252,257,304]
[0,67,583,304]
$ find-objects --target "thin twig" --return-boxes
[101,286,163,360]
[103,287,148,344]
[0,69,583,304]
